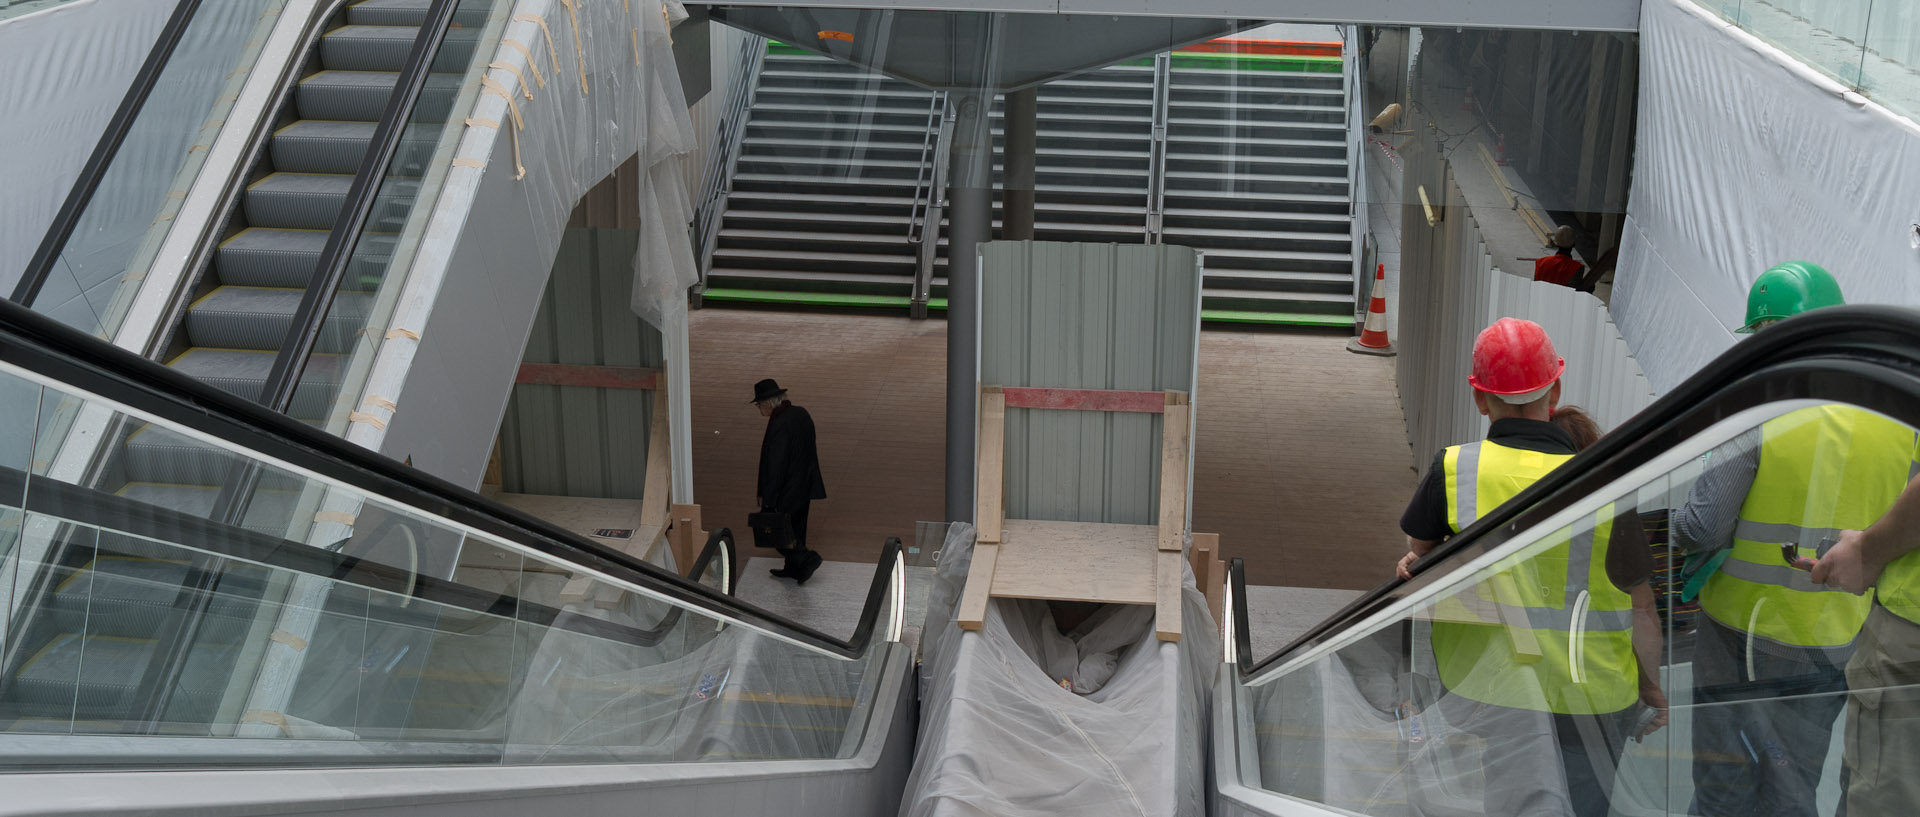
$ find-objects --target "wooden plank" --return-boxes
[976,388,1007,544]
[990,520,1156,605]
[1190,532,1218,578]
[515,362,661,390]
[957,543,1000,631]
[641,388,672,530]
[1156,549,1183,642]
[1157,397,1191,552]
[1001,386,1167,414]
[669,503,705,577]
[1209,558,1226,626]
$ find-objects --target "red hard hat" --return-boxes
[1469,318,1565,397]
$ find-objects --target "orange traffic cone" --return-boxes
[1347,264,1396,356]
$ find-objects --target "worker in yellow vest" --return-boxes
[1397,318,1666,817]
[1670,262,1917,817]
[1811,471,1920,815]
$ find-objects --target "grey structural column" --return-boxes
[945,91,992,523]
[1003,87,1037,241]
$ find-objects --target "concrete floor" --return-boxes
[689,309,1418,593]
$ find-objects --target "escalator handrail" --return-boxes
[0,296,899,660]
[255,0,459,411]
[11,0,205,305]
[1235,305,1920,682]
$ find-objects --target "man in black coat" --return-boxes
[753,378,827,582]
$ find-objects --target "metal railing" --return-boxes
[1345,26,1369,321]
[690,34,769,291]
[1145,53,1172,244]
[908,93,951,318]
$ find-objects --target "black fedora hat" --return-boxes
[750,378,788,403]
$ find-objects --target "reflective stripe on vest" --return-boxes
[1700,406,1915,647]
[1430,439,1638,715]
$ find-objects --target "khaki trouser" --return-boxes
[1844,604,1920,816]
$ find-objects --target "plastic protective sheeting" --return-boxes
[905,523,1218,817]
[0,0,173,295]
[1613,0,1920,394]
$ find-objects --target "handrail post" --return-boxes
[1147,52,1171,244]
[911,94,951,320]
[1346,26,1370,322]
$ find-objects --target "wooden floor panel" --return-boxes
[689,310,1416,590]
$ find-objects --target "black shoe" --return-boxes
[770,566,794,579]
[793,551,824,585]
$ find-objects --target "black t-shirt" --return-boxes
[1399,417,1652,591]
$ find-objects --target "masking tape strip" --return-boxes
[385,328,421,340]
[452,157,485,168]
[364,395,397,412]
[349,411,388,431]
[558,0,588,94]
[314,511,356,525]
[623,0,628,12]
[488,61,533,99]
[270,630,308,652]
[512,13,561,86]
[464,117,499,130]
[481,76,524,129]
[632,29,640,67]
[242,709,289,735]
[501,38,545,88]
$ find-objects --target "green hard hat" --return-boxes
[1738,261,1845,333]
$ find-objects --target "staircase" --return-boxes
[0,0,480,735]
[699,40,1357,326]
[703,42,942,309]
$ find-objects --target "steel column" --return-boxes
[944,91,992,523]
[1003,87,1037,241]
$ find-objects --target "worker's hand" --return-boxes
[1635,685,1669,742]
[1811,529,1881,595]
[1396,550,1420,580]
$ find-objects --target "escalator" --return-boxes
[0,298,915,809]
[1213,306,1920,817]
[0,0,512,739]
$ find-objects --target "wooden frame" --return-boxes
[958,387,1194,642]
[560,387,677,605]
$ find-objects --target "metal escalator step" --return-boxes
[320,25,481,73]
[11,632,155,710]
[167,348,343,422]
[217,228,398,289]
[120,424,310,489]
[347,0,492,27]
[43,557,263,642]
[185,287,375,353]
[270,121,376,175]
[296,70,462,123]
[245,173,351,231]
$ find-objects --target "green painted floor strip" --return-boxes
[1201,309,1353,327]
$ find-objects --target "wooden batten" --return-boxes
[957,543,1000,631]
[1156,550,1183,642]
[975,388,1007,544]
[1156,393,1191,553]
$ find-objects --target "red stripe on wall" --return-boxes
[1001,387,1167,414]
[516,363,660,390]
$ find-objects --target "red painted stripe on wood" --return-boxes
[1001,387,1166,414]
[1179,39,1342,57]
[516,363,660,390]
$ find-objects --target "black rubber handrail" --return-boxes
[256,0,461,409]
[0,297,900,660]
[1235,305,1920,682]
[12,0,205,305]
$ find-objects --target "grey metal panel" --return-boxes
[979,240,1198,524]
[697,1,1639,33]
[500,228,664,500]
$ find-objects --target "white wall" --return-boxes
[1613,0,1920,393]
[0,0,169,292]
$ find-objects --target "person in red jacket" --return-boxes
[1535,226,1586,287]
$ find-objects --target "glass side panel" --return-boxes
[1244,400,1920,816]
[0,357,879,770]
[30,0,290,339]
[303,0,511,436]
[1694,0,1919,121]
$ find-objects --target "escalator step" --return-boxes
[271,121,441,176]
[185,286,375,353]
[321,25,483,74]
[120,423,312,488]
[244,173,351,231]
[346,0,493,28]
[218,228,400,289]
[166,348,343,422]
[296,71,463,123]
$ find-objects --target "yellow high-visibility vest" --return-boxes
[1700,406,1918,646]
[1429,440,1638,715]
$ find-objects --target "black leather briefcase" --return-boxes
[747,511,795,551]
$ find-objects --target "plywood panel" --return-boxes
[989,520,1156,605]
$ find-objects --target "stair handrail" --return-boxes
[905,91,947,244]
[691,33,769,288]
[1229,304,1920,686]
[0,294,908,661]
[12,0,206,305]
[1146,52,1172,244]
[913,104,955,314]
